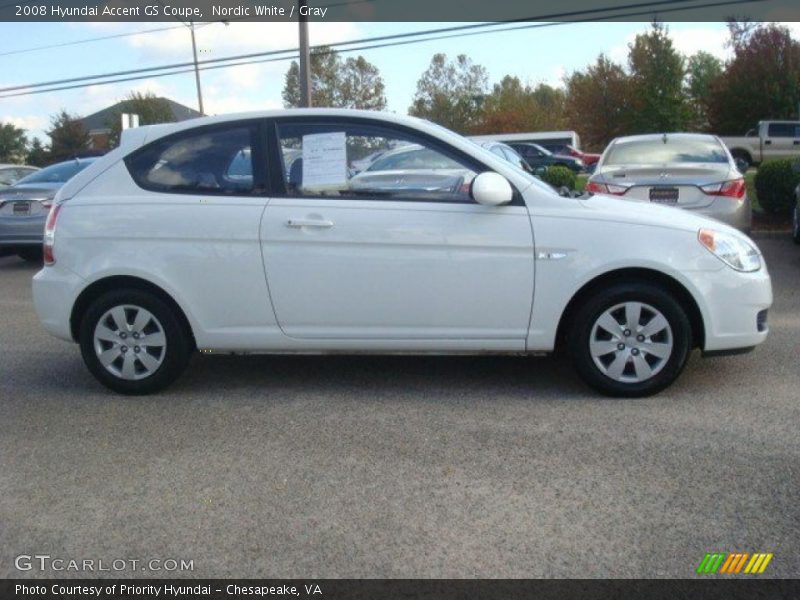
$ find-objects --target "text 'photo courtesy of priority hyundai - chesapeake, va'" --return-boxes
[1,1,799,598]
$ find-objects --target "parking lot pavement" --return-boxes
[1,235,798,579]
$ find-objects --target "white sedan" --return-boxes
[32,109,772,397]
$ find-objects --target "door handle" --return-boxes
[764,139,772,145]
[286,218,334,228]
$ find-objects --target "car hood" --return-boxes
[576,191,743,237]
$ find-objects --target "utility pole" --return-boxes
[189,21,204,115]
[298,0,312,107]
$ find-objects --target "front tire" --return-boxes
[79,289,192,395]
[568,283,692,397]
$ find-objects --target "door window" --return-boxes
[767,123,799,138]
[274,120,480,203]
[126,125,258,195]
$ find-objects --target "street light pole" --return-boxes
[189,21,204,115]
[298,0,312,107]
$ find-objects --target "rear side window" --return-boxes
[767,123,800,138]
[126,125,257,195]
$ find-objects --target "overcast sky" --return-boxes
[1,20,798,142]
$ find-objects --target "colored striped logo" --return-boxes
[696,552,773,574]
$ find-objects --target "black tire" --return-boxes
[79,289,192,395]
[17,246,43,262]
[568,283,692,397]
[731,151,751,171]
[793,202,800,245]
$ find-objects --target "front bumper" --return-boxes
[32,265,84,342]
[693,260,772,352]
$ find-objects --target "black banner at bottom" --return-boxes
[2,579,800,600]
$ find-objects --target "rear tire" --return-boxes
[568,283,692,397]
[79,289,192,395]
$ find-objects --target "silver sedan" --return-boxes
[586,133,751,232]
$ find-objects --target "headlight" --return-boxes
[698,228,761,272]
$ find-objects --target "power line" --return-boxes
[0,0,759,101]
[0,0,720,95]
[0,24,189,58]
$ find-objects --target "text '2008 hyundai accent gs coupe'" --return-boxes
[32,109,772,397]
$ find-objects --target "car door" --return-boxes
[259,117,535,348]
[764,122,799,160]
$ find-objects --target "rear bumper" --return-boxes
[32,265,84,342]
[0,215,46,247]
[693,196,752,232]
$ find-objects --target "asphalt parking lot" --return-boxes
[1,235,798,579]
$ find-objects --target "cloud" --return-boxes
[607,25,732,66]
[0,114,47,132]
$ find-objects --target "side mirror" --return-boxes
[735,158,749,174]
[471,172,513,206]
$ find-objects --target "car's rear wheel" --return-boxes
[569,283,692,397]
[79,289,192,395]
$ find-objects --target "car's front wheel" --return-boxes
[79,289,192,395]
[569,283,692,397]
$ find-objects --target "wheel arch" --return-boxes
[555,267,705,350]
[70,275,196,348]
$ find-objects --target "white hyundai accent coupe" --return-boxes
[32,110,772,397]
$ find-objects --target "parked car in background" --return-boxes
[473,140,534,173]
[721,120,800,169]
[349,144,476,196]
[507,142,584,173]
[32,109,771,398]
[540,144,601,169]
[0,157,96,261]
[586,133,751,232]
[0,164,39,189]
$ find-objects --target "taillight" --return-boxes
[43,204,61,265]
[585,181,628,196]
[585,181,607,194]
[700,178,746,200]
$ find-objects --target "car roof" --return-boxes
[125,109,441,146]
[611,133,721,145]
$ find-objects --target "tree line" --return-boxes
[1,20,797,166]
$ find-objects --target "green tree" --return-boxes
[26,137,49,167]
[47,110,90,162]
[282,46,387,110]
[0,122,28,163]
[408,53,488,133]
[107,92,177,147]
[474,76,565,134]
[707,23,800,134]
[564,55,632,150]
[685,51,723,130]
[627,22,690,132]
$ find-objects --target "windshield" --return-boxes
[604,138,729,165]
[15,159,93,185]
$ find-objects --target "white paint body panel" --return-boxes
[33,109,771,357]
